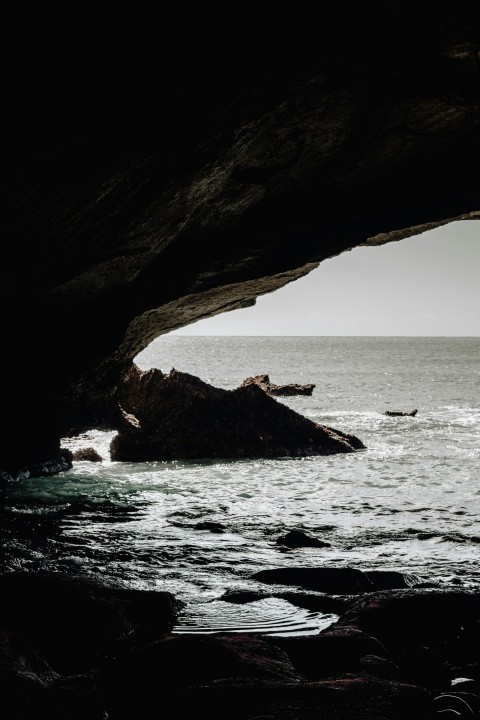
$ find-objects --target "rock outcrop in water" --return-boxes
[72,447,103,462]
[252,567,421,594]
[276,530,331,549]
[0,4,479,477]
[110,365,364,461]
[384,409,418,417]
[1,572,479,719]
[240,375,315,396]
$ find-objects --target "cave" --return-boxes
[1,4,479,718]
[1,2,479,479]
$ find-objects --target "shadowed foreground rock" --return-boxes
[240,374,316,396]
[110,365,364,461]
[1,574,479,719]
[0,572,180,674]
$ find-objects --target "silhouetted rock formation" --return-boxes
[0,449,73,484]
[110,365,364,461]
[0,4,479,476]
[241,374,315,396]
[276,529,331,548]
[385,409,418,417]
[253,567,421,594]
[72,447,103,462]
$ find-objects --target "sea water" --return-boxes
[1,337,479,635]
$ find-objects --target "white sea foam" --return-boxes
[2,337,479,634]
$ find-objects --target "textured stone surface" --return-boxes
[111,365,363,460]
[0,572,180,673]
[240,374,316,396]
[1,3,479,474]
[1,580,479,720]
[72,447,103,463]
[252,567,418,594]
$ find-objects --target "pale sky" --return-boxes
[172,221,479,336]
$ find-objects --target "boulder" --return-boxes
[335,590,480,661]
[110,365,364,461]
[193,521,226,533]
[276,530,331,549]
[0,449,73,484]
[182,676,432,720]
[101,633,302,717]
[0,573,180,673]
[268,628,388,679]
[240,374,315,396]
[252,568,417,594]
[0,629,57,720]
[72,447,103,462]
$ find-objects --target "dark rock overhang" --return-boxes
[0,2,479,476]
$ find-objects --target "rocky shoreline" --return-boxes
[2,571,478,719]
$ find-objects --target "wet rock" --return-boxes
[183,676,431,720]
[364,570,421,591]
[72,447,103,462]
[277,592,348,615]
[0,573,180,673]
[221,590,272,604]
[335,590,480,661]
[101,633,302,717]
[111,365,364,461]
[240,374,315,396]
[45,674,107,720]
[193,521,226,533]
[384,409,418,417]
[0,629,57,720]
[359,654,399,680]
[253,567,372,593]
[253,567,416,594]
[397,646,451,690]
[276,530,331,549]
[0,449,73,484]
[220,589,348,615]
[269,628,388,679]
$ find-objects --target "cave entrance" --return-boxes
[135,220,479,380]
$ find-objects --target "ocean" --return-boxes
[2,337,479,635]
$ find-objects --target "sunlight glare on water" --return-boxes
[2,337,479,635]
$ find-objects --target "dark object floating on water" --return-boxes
[72,447,103,462]
[240,374,315,396]
[110,365,364,461]
[276,529,331,549]
[384,409,418,417]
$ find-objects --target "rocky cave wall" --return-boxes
[0,2,479,477]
